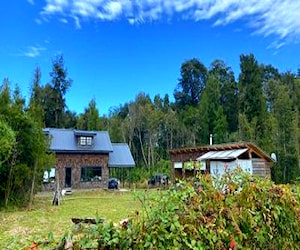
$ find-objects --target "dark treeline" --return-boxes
[0,54,300,207]
[101,55,300,184]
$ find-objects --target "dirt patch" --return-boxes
[8,226,31,236]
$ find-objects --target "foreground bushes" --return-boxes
[59,170,300,249]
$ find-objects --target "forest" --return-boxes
[0,53,300,207]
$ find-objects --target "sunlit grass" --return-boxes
[0,189,143,249]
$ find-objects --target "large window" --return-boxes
[81,166,102,182]
[79,136,93,146]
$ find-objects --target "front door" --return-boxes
[65,167,72,188]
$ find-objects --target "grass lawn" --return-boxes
[0,189,142,249]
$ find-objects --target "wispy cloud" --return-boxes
[40,0,300,44]
[22,46,46,58]
[27,0,34,5]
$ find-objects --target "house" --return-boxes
[169,142,273,180]
[43,128,135,189]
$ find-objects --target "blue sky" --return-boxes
[1,1,300,116]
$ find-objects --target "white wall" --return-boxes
[209,159,252,178]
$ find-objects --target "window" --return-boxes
[79,136,93,146]
[43,167,55,183]
[81,166,102,182]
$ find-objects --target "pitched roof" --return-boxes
[44,128,113,153]
[169,142,273,162]
[109,143,135,168]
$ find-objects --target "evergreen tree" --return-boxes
[174,58,207,108]
[272,84,299,183]
[209,60,238,133]
[213,106,228,144]
[238,54,265,122]
[63,110,77,128]
[46,55,72,128]
[238,54,268,147]
[77,98,100,131]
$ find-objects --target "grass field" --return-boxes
[0,189,142,249]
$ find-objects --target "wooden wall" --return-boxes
[252,158,271,178]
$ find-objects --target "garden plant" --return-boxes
[56,168,300,249]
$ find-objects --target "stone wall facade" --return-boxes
[55,153,109,189]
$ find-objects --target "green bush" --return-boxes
[58,169,300,249]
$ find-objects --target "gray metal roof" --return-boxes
[197,148,248,161]
[109,143,135,168]
[44,128,113,153]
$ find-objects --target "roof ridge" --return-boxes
[45,128,109,133]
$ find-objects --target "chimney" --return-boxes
[210,134,213,145]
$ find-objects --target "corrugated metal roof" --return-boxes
[197,148,248,161]
[44,128,113,152]
[109,143,135,168]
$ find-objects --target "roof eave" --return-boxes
[170,142,274,163]
[51,150,113,154]
[108,164,135,168]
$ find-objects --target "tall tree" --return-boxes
[261,64,281,112]
[174,58,207,108]
[272,84,299,183]
[28,77,55,208]
[28,66,45,126]
[213,106,228,144]
[0,78,11,118]
[210,60,238,133]
[238,54,267,147]
[197,73,228,144]
[30,67,43,103]
[46,55,72,128]
[181,106,201,146]
[238,54,265,122]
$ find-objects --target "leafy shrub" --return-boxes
[58,169,300,249]
[131,160,171,184]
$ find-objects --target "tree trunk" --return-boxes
[138,128,148,167]
[283,142,287,183]
[4,146,17,207]
[28,161,37,210]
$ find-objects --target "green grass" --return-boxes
[0,189,142,249]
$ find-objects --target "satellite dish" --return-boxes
[271,153,277,162]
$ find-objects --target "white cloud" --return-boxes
[72,15,81,29]
[27,0,34,5]
[42,0,69,14]
[268,41,286,50]
[23,46,46,58]
[59,18,68,24]
[40,0,300,44]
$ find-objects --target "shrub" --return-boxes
[58,169,300,249]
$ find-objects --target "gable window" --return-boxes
[79,136,93,146]
[81,166,102,182]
